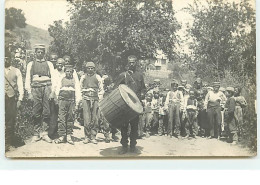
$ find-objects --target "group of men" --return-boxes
[5,43,247,154]
[139,77,247,145]
[5,44,145,154]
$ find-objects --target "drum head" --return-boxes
[119,84,143,114]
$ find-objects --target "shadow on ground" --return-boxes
[99,146,144,157]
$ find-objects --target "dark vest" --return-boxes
[5,67,18,98]
[187,98,197,106]
[59,77,75,100]
[82,74,99,90]
[31,60,50,77]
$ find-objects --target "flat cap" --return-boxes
[34,44,45,49]
[85,62,95,68]
[64,64,73,69]
[213,82,220,87]
[226,87,234,92]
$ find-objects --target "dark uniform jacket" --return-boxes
[115,70,145,99]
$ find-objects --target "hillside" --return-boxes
[5,24,53,50]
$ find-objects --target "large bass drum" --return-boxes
[99,84,143,128]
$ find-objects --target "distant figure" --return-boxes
[204,82,226,139]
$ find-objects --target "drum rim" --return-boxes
[118,84,143,114]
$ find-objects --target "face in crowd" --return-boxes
[65,67,74,79]
[64,56,71,65]
[128,56,137,72]
[5,57,11,68]
[86,66,95,75]
[36,48,45,60]
[189,90,195,99]
[50,54,58,67]
[56,58,65,71]
[171,83,178,91]
[213,85,220,93]
[154,91,159,99]
[234,87,241,97]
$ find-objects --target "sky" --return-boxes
[5,0,255,30]
[5,0,71,30]
[5,0,197,30]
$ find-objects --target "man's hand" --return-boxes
[28,93,33,101]
[17,100,22,109]
[78,100,82,109]
[49,92,55,100]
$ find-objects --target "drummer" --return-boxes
[114,55,146,154]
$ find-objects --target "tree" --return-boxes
[186,0,255,82]
[48,0,180,77]
[5,7,27,30]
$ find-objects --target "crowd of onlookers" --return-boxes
[135,78,247,145]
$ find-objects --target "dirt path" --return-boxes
[6,122,255,158]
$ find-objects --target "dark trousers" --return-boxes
[207,106,221,137]
[5,95,17,147]
[31,85,51,136]
[185,110,198,136]
[120,116,139,147]
[98,109,111,139]
[82,99,99,139]
[48,99,59,138]
[151,112,159,134]
[167,103,181,136]
[57,100,75,137]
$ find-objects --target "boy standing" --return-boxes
[183,90,198,138]
[164,79,184,138]
[80,62,104,144]
[54,65,81,144]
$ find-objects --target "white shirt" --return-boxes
[5,66,24,101]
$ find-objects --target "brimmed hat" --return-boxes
[226,87,234,92]
[178,85,185,90]
[181,80,187,84]
[195,77,202,82]
[154,79,160,83]
[207,86,213,91]
[213,82,220,87]
[128,55,137,60]
[219,87,226,92]
[171,79,178,85]
[186,84,192,89]
[85,62,95,68]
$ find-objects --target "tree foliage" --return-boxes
[5,7,27,30]
[186,0,255,82]
[48,0,180,76]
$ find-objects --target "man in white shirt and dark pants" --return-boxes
[5,49,24,151]
[25,44,55,143]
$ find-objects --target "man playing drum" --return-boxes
[115,55,146,154]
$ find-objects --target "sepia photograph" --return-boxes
[4,0,256,158]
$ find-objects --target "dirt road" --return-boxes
[6,122,255,158]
